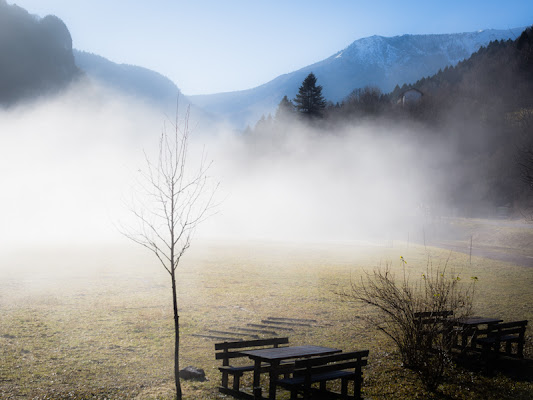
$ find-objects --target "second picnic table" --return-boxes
[240,345,341,400]
[453,316,503,351]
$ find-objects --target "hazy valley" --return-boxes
[1,1,533,399]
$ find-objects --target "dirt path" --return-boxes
[428,240,533,268]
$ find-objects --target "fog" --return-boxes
[204,123,438,243]
[0,82,161,247]
[0,83,456,254]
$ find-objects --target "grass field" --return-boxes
[1,237,532,399]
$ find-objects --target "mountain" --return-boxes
[73,51,222,127]
[393,28,533,118]
[0,1,189,116]
[74,50,184,112]
[189,28,525,128]
[0,0,80,106]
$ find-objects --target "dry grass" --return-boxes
[0,238,532,399]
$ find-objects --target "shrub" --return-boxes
[342,257,477,390]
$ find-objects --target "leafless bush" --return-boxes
[341,257,478,390]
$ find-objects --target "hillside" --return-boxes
[393,28,533,118]
[190,28,525,128]
[400,28,533,214]
[0,0,80,106]
[74,50,187,113]
[73,51,220,127]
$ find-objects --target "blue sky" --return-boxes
[10,1,533,95]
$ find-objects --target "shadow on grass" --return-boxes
[456,354,533,382]
[432,356,533,400]
[365,350,533,400]
[490,357,533,382]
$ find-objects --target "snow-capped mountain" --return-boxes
[189,28,525,128]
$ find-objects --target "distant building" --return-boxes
[398,88,423,106]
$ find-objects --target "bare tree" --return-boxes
[123,105,217,399]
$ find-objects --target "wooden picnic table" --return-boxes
[455,317,503,326]
[453,316,503,351]
[240,345,341,400]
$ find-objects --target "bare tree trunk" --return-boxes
[172,271,182,399]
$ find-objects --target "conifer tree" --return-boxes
[275,95,295,120]
[293,72,326,117]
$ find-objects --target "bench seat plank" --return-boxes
[219,365,255,373]
[278,370,355,386]
[476,334,521,344]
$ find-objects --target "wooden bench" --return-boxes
[414,310,455,348]
[215,337,289,399]
[414,310,453,323]
[450,317,503,354]
[476,320,528,359]
[414,310,454,333]
[276,350,369,400]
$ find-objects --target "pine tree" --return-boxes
[275,95,295,120]
[293,72,326,117]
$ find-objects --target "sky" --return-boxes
[8,1,533,95]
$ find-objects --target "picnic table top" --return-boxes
[454,316,503,326]
[240,345,341,362]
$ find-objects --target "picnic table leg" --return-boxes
[461,327,469,349]
[252,359,262,400]
[472,322,496,351]
[268,361,280,400]
[471,327,479,350]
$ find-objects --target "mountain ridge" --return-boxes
[189,28,525,128]
[73,49,186,112]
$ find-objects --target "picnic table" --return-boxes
[453,316,503,351]
[240,345,341,399]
